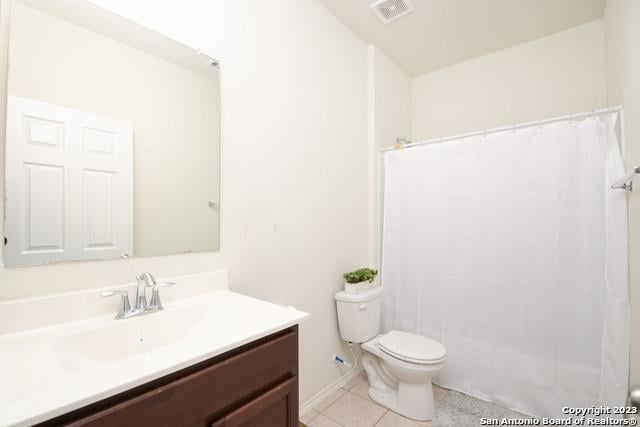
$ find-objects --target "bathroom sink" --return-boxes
[55,304,206,363]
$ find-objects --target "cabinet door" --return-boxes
[210,377,297,427]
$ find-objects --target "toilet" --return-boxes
[335,287,446,421]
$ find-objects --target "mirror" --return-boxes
[4,0,220,267]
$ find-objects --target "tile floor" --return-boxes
[300,372,528,427]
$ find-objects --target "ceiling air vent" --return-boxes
[370,0,414,24]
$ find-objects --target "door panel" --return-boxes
[83,170,116,250]
[25,116,64,148]
[83,127,116,155]
[24,163,64,254]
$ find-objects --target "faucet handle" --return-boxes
[149,281,176,289]
[101,289,128,297]
[101,289,132,319]
[148,282,176,311]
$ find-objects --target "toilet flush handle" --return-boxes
[359,304,367,311]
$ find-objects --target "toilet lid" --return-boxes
[378,330,446,364]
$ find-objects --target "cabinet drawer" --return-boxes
[60,329,297,427]
[210,377,297,427]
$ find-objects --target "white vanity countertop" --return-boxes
[0,273,308,427]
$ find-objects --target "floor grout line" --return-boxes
[304,410,320,425]
[316,381,448,427]
[320,408,345,426]
[325,409,346,426]
[320,388,387,427]
[312,382,529,427]
[372,409,389,426]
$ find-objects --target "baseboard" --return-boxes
[299,366,364,416]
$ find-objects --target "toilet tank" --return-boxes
[335,287,382,343]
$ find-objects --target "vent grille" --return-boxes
[370,0,414,24]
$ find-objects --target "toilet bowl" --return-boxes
[335,288,446,422]
[361,331,445,421]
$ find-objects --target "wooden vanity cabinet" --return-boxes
[36,326,299,427]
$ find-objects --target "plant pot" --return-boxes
[344,278,377,294]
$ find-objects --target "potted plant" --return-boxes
[343,268,378,293]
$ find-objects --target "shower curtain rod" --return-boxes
[382,106,623,153]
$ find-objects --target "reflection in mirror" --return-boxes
[4,0,220,267]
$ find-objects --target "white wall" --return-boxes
[367,46,411,265]
[0,0,370,405]
[604,0,640,386]
[8,3,220,257]
[411,20,607,140]
[199,0,370,403]
[372,47,412,152]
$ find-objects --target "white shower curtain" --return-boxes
[381,113,629,418]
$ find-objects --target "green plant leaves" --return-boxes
[343,268,378,284]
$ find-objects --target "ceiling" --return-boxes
[318,0,605,76]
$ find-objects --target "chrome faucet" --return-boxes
[101,272,176,319]
[100,289,131,319]
[135,272,154,311]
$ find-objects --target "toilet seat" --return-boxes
[377,330,446,365]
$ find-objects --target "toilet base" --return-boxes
[361,352,436,421]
